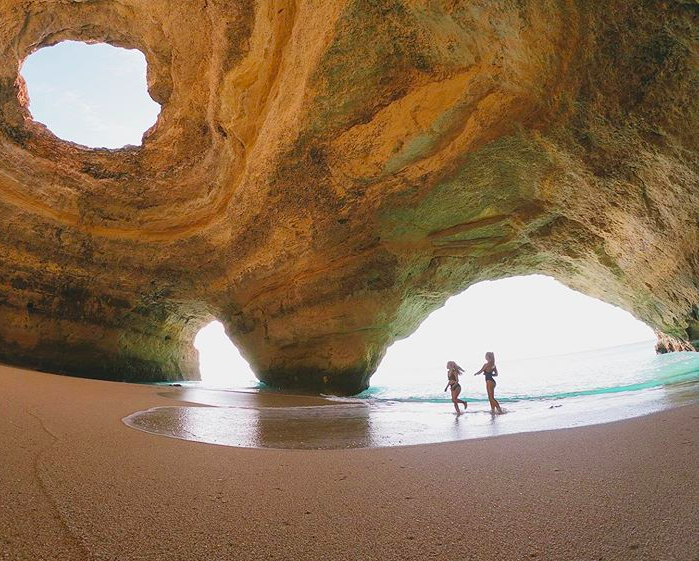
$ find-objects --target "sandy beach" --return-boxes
[1,363,697,561]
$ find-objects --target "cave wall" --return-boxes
[0,0,697,393]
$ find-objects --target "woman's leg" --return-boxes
[451,387,465,414]
[456,386,467,410]
[486,381,502,414]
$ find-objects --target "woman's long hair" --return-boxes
[447,360,464,373]
[485,351,495,365]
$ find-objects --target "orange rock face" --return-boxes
[0,1,697,393]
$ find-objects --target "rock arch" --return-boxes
[0,0,696,393]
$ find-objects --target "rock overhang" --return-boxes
[0,0,696,394]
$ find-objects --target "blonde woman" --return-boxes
[474,351,503,414]
[444,361,468,415]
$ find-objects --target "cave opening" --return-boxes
[368,275,665,401]
[194,275,666,395]
[194,320,257,388]
[20,40,160,148]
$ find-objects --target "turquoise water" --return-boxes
[355,341,699,405]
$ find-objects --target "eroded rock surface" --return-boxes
[0,0,697,393]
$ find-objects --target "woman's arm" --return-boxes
[492,365,498,377]
[473,364,485,376]
[444,376,454,391]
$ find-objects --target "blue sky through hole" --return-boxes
[21,41,160,148]
[19,42,656,389]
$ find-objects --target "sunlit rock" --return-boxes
[0,1,697,393]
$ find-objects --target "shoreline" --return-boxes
[1,363,698,560]
[124,375,699,450]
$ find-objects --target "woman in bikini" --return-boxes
[474,351,503,414]
[444,361,468,415]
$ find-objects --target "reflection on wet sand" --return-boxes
[136,405,375,449]
[125,402,475,450]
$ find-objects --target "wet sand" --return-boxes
[1,363,698,561]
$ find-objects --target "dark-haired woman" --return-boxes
[444,361,468,415]
[474,351,503,414]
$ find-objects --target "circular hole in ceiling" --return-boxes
[20,40,161,149]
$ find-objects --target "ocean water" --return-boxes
[128,341,699,449]
[357,341,699,405]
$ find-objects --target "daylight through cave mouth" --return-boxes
[193,276,661,395]
[20,41,160,149]
[194,321,257,388]
[367,275,660,400]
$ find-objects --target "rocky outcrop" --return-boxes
[0,1,697,393]
[655,332,697,354]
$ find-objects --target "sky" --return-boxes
[20,41,656,388]
[21,41,160,148]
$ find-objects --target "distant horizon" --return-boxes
[504,337,656,362]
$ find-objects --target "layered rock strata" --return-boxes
[0,0,697,393]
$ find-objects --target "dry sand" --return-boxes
[0,363,697,561]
